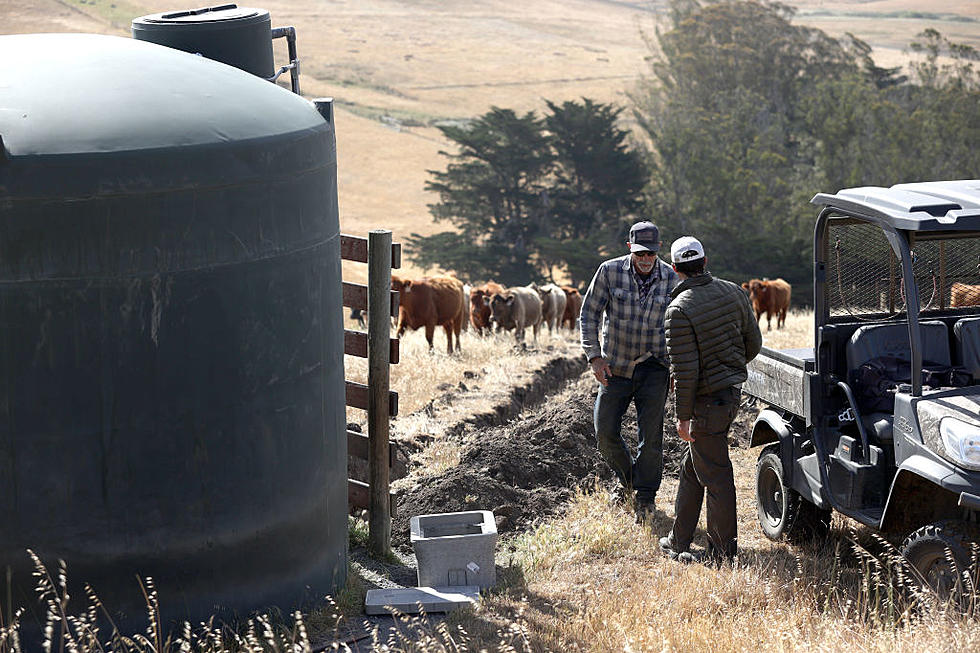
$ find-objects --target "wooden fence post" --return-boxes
[367,229,393,555]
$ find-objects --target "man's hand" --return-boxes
[677,419,693,442]
[590,357,612,386]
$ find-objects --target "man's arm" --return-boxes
[580,263,609,363]
[666,305,699,420]
[741,293,763,363]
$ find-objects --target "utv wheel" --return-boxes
[902,520,980,601]
[756,445,830,543]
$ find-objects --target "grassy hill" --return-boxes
[4,0,980,281]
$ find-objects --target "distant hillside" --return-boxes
[4,0,979,281]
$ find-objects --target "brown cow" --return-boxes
[469,281,505,335]
[560,286,582,330]
[741,278,791,331]
[391,274,465,353]
[951,282,980,307]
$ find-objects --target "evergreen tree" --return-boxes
[539,99,649,287]
[409,100,647,287]
[633,1,980,306]
[408,107,552,285]
[632,0,857,298]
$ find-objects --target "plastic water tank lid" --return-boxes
[142,4,262,23]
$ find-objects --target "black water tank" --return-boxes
[0,32,346,630]
[133,4,275,78]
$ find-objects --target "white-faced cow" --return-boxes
[488,286,543,344]
[469,281,505,336]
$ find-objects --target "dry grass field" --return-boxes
[5,307,980,651]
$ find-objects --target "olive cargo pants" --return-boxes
[670,386,741,559]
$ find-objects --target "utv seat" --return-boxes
[846,321,951,444]
[954,317,980,382]
[846,321,951,373]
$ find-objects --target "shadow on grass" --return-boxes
[320,552,582,652]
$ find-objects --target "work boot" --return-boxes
[676,549,735,567]
[658,534,686,560]
[634,498,656,524]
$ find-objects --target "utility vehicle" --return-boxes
[743,180,980,593]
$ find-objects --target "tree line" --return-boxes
[407,0,980,301]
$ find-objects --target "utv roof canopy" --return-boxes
[812,180,980,233]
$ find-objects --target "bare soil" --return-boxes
[336,347,760,648]
[391,353,757,546]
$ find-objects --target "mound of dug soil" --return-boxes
[394,368,757,545]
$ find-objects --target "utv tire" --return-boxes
[902,520,980,601]
[756,445,831,543]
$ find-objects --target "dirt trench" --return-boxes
[391,352,758,546]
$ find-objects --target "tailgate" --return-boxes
[743,347,813,418]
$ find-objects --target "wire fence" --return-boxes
[826,220,980,319]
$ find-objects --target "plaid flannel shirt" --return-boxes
[580,255,678,378]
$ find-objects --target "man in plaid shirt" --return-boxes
[580,221,678,520]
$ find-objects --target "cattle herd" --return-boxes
[374,274,584,352]
[366,273,980,352]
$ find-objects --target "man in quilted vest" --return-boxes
[658,236,763,564]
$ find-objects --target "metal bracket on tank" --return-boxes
[269,26,300,95]
[314,98,333,124]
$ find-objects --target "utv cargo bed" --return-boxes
[743,347,814,419]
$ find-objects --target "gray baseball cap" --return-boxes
[629,221,661,253]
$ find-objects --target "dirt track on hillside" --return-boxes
[392,353,756,546]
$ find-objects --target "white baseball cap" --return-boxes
[670,236,705,263]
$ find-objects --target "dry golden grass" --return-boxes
[341,306,980,651]
[346,320,582,481]
[7,0,979,282]
[479,486,980,652]
[345,320,581,423]
[758,308,814,352]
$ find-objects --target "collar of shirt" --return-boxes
[627,257,660,300]
[670,271,713,299]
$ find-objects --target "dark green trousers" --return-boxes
[670,386,741,559]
